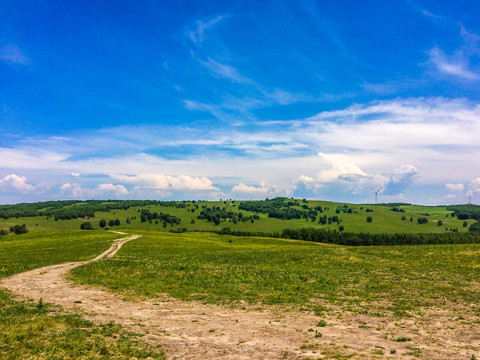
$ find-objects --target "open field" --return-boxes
[0,199,477,236]
[0,231,166,359]
[70,231,480,314]
[1,200,480,359]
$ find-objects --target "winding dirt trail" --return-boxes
[1,233,479,359]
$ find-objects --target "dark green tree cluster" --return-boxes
[80,221,94,230]
[197,207,258,225]
[139,209,180,225]
[335,205,356,214]
[280,227,480,246]
[417,217,428,224]
[0,199,183,220]
[318,215,340,225]
[469,221,480,232]
[447,204,480,220]
[10,224,28,235]
[108,219,121,227]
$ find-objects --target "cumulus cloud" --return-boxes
[0,174,35,193]
[231,182,270,197]
[71,172,80,177]
[111,174,218,191]
[97,183,128,196]
[316,153,369,183]
[60,183,84,198]
[468,178,480,194]
[2,97,480,204]
[383,165,418,195]
[60,183,128,199]
[445,183,464,191]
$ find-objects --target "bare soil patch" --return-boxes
[1,233,479,359]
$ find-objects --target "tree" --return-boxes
[10,224,28,235]
[80,221,94,230]
[463,221,468,228]
[99,219,107,228]
[339,225,344,232]
[437,219,443,226]
[469,221,480,232]
[417,217,428,224]
[108,219,115,227]
[366,216,373,223]
[114,219,120,226]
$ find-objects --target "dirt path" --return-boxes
[1,233,479,359]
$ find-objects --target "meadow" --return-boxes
[70,231,480,317]
[1,199,476,236]
[0,230,166,359]
[1,199,480,359]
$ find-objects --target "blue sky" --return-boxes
[1,0,480,204]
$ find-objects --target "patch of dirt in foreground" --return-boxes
[1,234,479,359]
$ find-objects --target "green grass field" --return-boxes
[0,230,166,359]
[70,231,480,317]
[0,200,475,236]
[1,199,479,359]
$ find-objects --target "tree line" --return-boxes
[215,226,480,246]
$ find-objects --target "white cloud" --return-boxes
[384,165,418,195]
[445,183,464,191]
[468,178,480,194]
[60,183,128,199]
[187,15,224,45]
[0,174,35,193]
[0,45,30,65]
[231,182,270,196]
[97,183,128,196]
[60,183,84,198]
[200,57,252,84]
[2,97,480,204]
[111,174,218,191]
[316,153,369,183]
[428,46,479,81]
[71,172,80,177]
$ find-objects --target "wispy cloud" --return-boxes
[408,1,445,20]
[2,97,480,203]
[199,57,253,84]
[0,45,30,65]
[186,15,225,45]
[428,46,479,81]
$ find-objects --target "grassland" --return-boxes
[70,231,480,316]
[1,199,479,359]
[0,230,166,359]
[0,199,475,236]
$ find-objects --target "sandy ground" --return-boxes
[1,232,479,359]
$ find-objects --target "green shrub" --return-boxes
[80,222,94,230]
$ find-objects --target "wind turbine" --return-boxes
[372,187,383,204]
